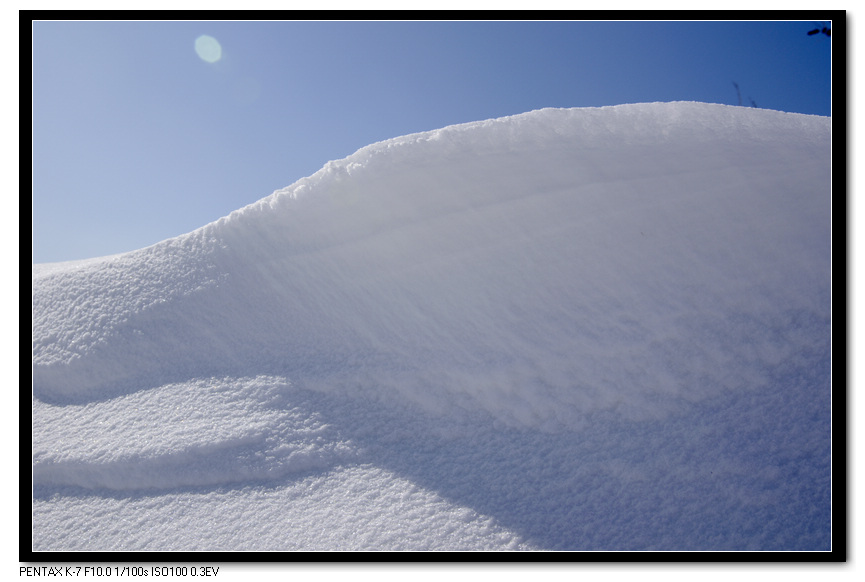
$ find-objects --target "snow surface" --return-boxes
[32,102,831,551]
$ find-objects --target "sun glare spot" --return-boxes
[194,35,222,63]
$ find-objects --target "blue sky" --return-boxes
[31,20,833,263]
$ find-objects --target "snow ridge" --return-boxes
[32,102,829,429]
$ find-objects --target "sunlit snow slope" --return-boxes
[32,102,831,551]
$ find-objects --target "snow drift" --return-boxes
[32,102,831,551]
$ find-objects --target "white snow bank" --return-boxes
[33,102,829,429]
[32,102,831,551]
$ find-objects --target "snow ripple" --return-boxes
[32,376,358,491]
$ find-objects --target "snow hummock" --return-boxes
[32,102,831,551]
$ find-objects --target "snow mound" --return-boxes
[33,102,829,433]
[31,102,831,551]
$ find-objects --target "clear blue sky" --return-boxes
[31,20,833,263]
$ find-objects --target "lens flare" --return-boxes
[194,35,222,63]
